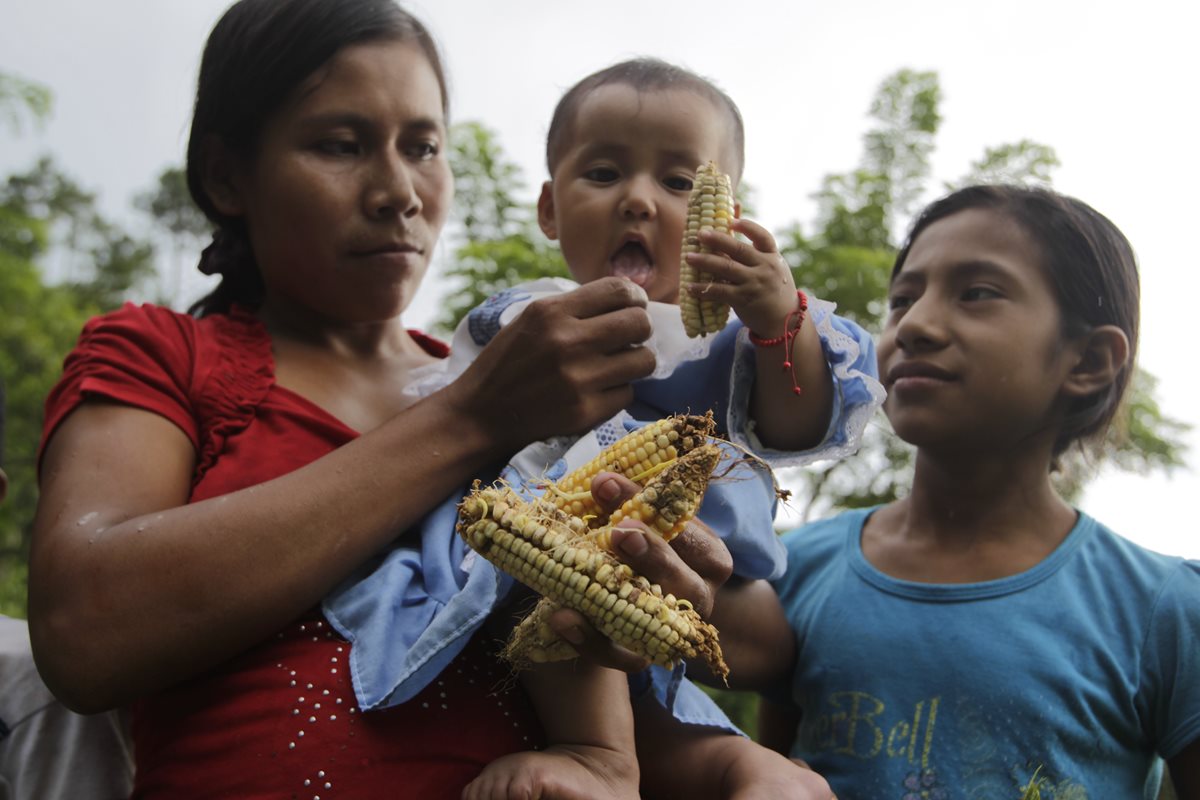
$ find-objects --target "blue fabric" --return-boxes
[324,486,516,708]
[770,508,1200,799]
[324,289,883,730]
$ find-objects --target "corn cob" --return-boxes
[546,413,715,520]
[680,161,734,338]
[590,443,723,549]
[457,485,728,681]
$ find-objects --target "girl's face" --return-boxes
[878,208,1080,455]
[538,84,739,304]
[219,38,452,324]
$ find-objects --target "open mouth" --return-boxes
[610,241,654,286]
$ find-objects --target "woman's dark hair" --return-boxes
[891,184,1140,457]
[545,57,746,186]
[0,376,6,469]
[186,0,448,317]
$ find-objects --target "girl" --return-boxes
[26,0,833,797]
[707,185,1200,798]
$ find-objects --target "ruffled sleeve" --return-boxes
[189,307,274,485]
[40,303,274,490]
[726,295,886,467]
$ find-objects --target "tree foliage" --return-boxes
[0,174,99,616]
[772,71,1186,516]
[0,74,158,616]
[435,67,1189,517]
[436,122,568,332]
[135,166,212,308]
[0,73,52,135]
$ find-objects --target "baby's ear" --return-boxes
[1062,324,1130,398]
[536,181,559,240]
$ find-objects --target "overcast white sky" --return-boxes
[3,0,1198,558]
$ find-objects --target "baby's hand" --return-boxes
[683,217,798,339]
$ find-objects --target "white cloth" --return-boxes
[0,617,133,800]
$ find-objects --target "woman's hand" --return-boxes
[446,277,658,455]
[546,471,734,671]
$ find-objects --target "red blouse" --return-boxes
[42,304,544,798]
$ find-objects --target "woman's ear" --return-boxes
[200,136,244,217]
[536,181,558,240]
[1062,324,1131,398]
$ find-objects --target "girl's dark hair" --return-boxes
[186,0,448,318]
[892,184,1140,457]
[545,57,746,185]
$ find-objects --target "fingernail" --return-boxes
[561,626,584,645]
[616,527,648,556]
[594,477,620,505]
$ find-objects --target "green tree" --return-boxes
[436,122,567,332]
[0,175,100,617]
[775,70,1186,520]
[0,74,157,616]
[5,157,157,307]
[136,166,212,308]
[0,73,51,135]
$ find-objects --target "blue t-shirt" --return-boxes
[771,507,1200,800]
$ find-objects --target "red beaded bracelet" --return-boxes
[747,290,809,395]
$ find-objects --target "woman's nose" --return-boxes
[366,154,422,220]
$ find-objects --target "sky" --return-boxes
[2,0,1198,558]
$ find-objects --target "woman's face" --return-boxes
[220,38,453,324]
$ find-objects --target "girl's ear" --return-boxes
[536,181,558,241]
[1062,324,1131,398]
[200,136,244,217]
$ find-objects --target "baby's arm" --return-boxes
[463,655,638,800]
[682,218,833,451]
[685,574,796,692]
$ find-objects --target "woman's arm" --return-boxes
[699,575,796,691]
[29,280,656,712]
[634,692,833,800]
[757,697,802,756]
[1169,737,1200,800]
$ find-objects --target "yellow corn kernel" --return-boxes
[457,483,728,681]
[547,413,715,520]
[591,443,723,548]
[680,161,734,338]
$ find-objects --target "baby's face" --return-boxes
[538,84,739,304]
